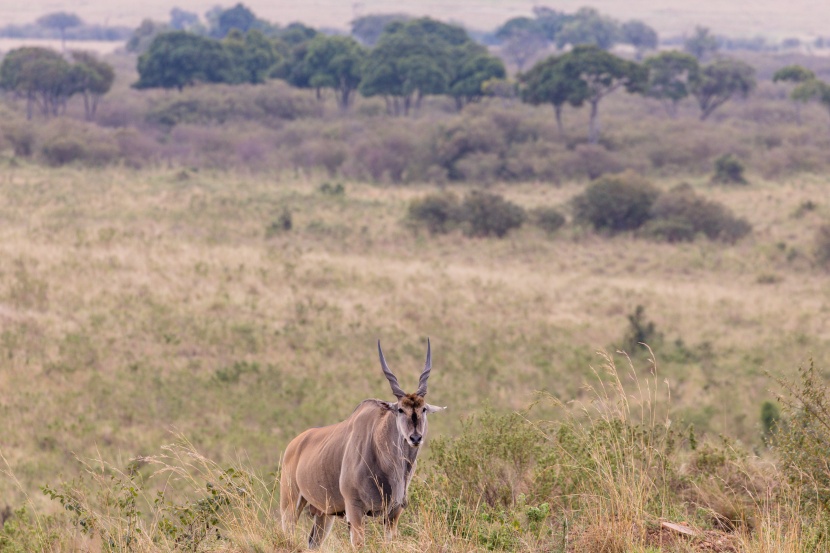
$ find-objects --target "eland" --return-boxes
[280,339,445,548]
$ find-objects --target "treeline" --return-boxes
[133,15,506,114]
[0,11,131,42]
[130,9,762,145]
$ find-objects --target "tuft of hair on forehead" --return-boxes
[400,394,425,409]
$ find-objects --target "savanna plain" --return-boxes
[3,9,830,553]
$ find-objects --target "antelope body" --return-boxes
[280,339,445,548]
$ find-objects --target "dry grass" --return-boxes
[0,163,827,550]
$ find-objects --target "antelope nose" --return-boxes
[410,434,422,446]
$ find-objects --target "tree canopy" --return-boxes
[495,17,549,71]
[555,8,620,50]
[684,26,720,60]
[214,3,257,37]
[296,34,366,109]
[37,12,83,49]
[0,46,113,120]
[690,58,756,120]
[448,43,506,109]
[621,20,658,59]
[0,47,73,118]
[773,65,816,84]
[557,45,647,143]
[350,14,410,46]
[135,31,233,90]
[69,51,115,120]
[360,17,499,115]
[773,65,818,124]
[643,51,700,117]
[519,55,585,132]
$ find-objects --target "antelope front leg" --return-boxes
[385,506,403,541]
[345,502,365,548]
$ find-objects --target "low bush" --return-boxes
[407,192,461,235]
[41,137,86,166]
[775,361,830,514]
[2,121,36,157]
[145,82,322,128]
[560,143,627,180]
[620,305,662,354]
[342,126,423,183]
[430,409,543,508]
[572,171,659,233]
[712,154,748,185]
[407,190,526,238]
[460,191,526,238]
[531,207,566,235]
[644,184,752,243]
[814,224,830,269]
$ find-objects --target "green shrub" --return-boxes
[712,154,747,185]
[41,137,86,166]
[0,507,61,552]
[318,182,345,196]
[644,184,752,243]
[266,209,292,237]
[3,122,36,157]
[430,409,544,508]
[407,192,461,235]
[760,400,780,445]
[775,361,830,513]
[460,191,526,238]
[531,207,566,235]
[572,171,659,233]
[620,305,662,354]
[814,224,830,268]
[146,82,321,127]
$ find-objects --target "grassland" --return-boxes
[0,157,828,551]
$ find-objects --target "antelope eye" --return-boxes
[423,408,427,413]
[398,408,404,413]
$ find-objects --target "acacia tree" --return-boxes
[360,18,469,115]
[495,17,548,71]
[213,3,257,37]
[643,50,700,117]
[684,26,719,60]
[690,58,756,120]
[448,43,506,110]
[520,55,585,133]
[223,29,279,84]
[621,20,658,60]
[559,45,647,143]
[68,51,115,120]
[299,34,365,110]
[773,65,817,125]
[135,31,232,91]
[0,47,75,119]
[788,78,830,126]
[556,7,620,51]
[37,12,82,50]
[350,13,410,46]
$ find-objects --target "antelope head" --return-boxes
[378,338,446,448]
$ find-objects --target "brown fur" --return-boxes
[280,343,444,549]
[401,394,425,409]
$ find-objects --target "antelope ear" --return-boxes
[425,404,446,414]
[384,401,398,411]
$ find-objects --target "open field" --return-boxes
[8,0,830,38]
[2,20,830,549]
[0,161,828,519]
